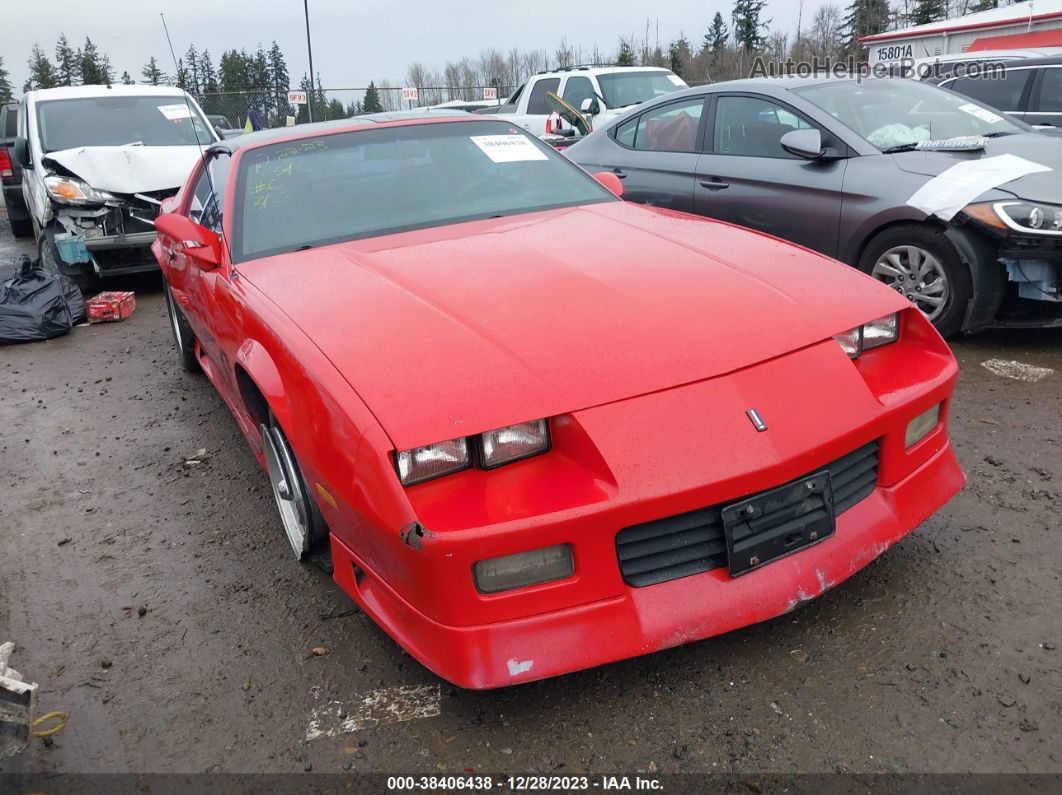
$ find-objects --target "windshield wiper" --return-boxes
[881,143,920,153]
[984,131,1015,138]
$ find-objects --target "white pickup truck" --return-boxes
[479,65,689,138]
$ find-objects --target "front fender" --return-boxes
[944,224,1005,333]
[234,338,292,432]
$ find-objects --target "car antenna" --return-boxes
[159,12,235,273]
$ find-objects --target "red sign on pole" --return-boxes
[483,87,497,100]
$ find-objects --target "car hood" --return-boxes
[42,144,203,194]
[892,133,1062,203]
[241,202,907,450]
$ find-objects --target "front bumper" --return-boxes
[332,439,962,689]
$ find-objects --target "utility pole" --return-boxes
[303,0,315,122]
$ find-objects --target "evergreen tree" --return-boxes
[668,35,691,78]
[55,33,79,86]
[363,81,383,113]
[704,12,730,53]
[79,37,111,85]
[969,0,999,10]
[251,45,272,118]
[909,0,946,26]
[121,70,134,85]
[268,41,290,119]
[142,56,166,86]
[616,39,636,66]
[0,57,12,103]
[174,58,189,90]
[327,97,345,120]
[732,0,769,52]
[841,0,890,56]
[199,50,218,93]
[184,45,200,95]
[24,45,60,91]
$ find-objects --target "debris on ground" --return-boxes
[182,448,211,466]
[0,258,86,344]
[87,291,136,323]
[0,641,38,759]
[981,359,1055,383]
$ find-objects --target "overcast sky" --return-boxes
[5,0,832,91]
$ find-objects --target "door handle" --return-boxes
[700,179,730,191]
[612,168,627,179]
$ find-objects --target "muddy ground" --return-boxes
[1,207,1060,776]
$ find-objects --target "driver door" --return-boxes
[694,93,847,257]
[171,154,231,378]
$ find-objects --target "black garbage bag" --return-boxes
[0,257,87,344]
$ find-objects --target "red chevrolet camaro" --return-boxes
[153,114,964,689]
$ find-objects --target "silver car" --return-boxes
[567,77,1062,335]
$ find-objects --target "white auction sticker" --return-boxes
[470,134,548,163]
[958,103,1003,124]
[158,103,193,121]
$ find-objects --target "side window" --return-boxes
[188,153,230,235]
[526,78,561,115]
[497,83,524,114]
[944,69,1031,111]
[620,98,704,152]
[3,107,16,137]
[615,115,638,147]
[1034,67,1062,113]
[562,76,596,111]
[713,95,814,158]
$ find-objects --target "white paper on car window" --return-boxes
[158,103,193,121]
[470,135,548,163]
[958,103,1003,124]
[666,74,686,86]
[907,154,1051,221]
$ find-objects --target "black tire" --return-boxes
[858,224,972,339]
[9,214,32,238]
[163,281,200,372]
[260,413,329,560]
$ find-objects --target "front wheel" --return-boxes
[260,417,328,560]
[163,281,199,372]
[858,225,972,338]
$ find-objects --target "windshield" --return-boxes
[598,71,687,109]
[232,120,616,262]
[36,96,214,153]
[793,78,1027,150]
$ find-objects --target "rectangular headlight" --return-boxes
[394,437,470,486]
[834,312,900,359]
[905,403,941,448]
[862,313,900,351]
[481,419,550,468]
[473,544,574,594]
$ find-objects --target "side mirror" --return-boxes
[155,212,222,269]
[593,171,624,198]
[780,128,826,159]
[13,137,31,169]
[580,97,601,115]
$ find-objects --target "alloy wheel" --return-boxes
[260,423,312,558]
[166,289,186,353]
[871,245,950,322]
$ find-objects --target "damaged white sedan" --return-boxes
[12,84,216,288]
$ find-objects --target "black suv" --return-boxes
[934,56,1062,128]
[0,102,32,237]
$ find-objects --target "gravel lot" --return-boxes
[1,207,1060,776]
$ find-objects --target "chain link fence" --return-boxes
[197,86,517,131]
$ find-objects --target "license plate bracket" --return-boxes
[722,471,835,577]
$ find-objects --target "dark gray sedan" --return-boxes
[567,77,1062,335]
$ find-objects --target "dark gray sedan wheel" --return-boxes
[859,224,971,338]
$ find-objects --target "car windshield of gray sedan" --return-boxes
[793,79,1026,151]
[233,121,614,261]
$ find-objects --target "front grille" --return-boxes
[615,441,880,587]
